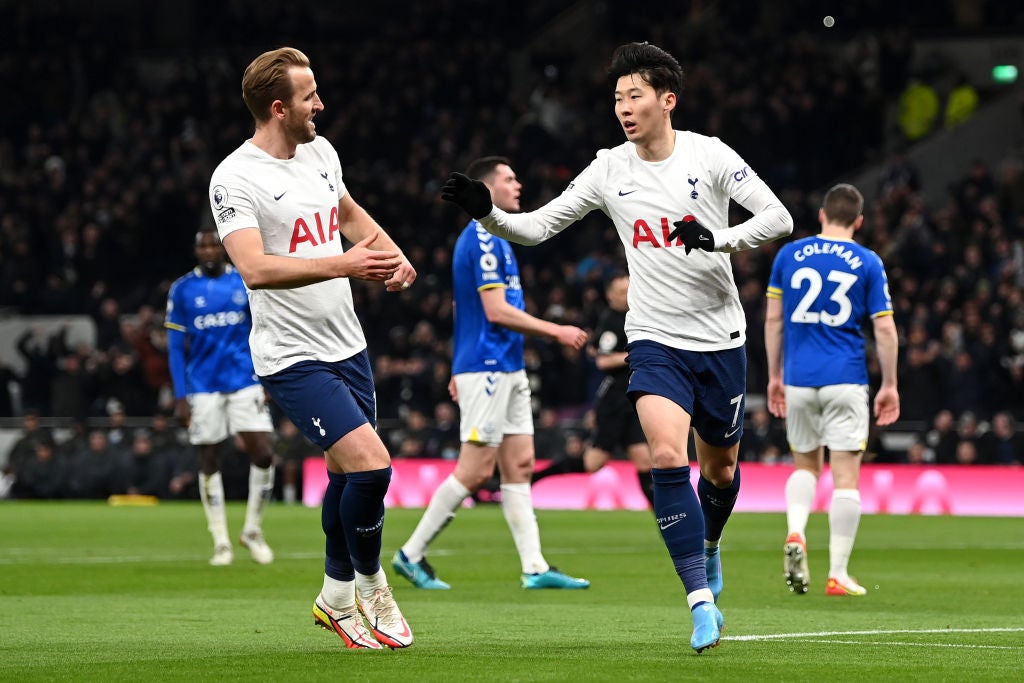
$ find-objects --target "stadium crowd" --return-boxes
[2,2,1024,500]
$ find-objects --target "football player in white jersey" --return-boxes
[209,47,415,650]
[765,183,900,598]
[441,42,793,653]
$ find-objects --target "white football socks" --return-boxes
[829,488,862,580]
[322,573,355,609]
[199,471,230,547]
[243,465,274,536]
[402,474,468,563]
[500,482,549,575]
[785,469,818,539]
[355,568,389,600]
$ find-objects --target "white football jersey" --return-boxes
[480,131,792,351]
[208,137,366,376]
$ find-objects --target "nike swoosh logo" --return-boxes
[659,520,682,530]
[699,235,711,241]
[618,189,638,196]
[274,192,287,201]
[724,426,740,438]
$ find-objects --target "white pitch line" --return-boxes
[0,551,324,565]
[726,627,1024,641]
[801,639,1019,650]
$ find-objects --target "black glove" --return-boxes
[668,215,714,254]
[440,172,493,219]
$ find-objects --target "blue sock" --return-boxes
[323,471,354,581]
[698,465,740,544]
[341,467,392,575]
[652,466,707,593]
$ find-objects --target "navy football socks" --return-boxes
[341,467,392,575]
[652,466,708,592]
[322,471,354,581]
[698,464,740,544]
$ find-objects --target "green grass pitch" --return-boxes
[1,501,1022,682]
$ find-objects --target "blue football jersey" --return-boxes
[165,266,259,397]
[767,235,893,387]
[451,220,525,374]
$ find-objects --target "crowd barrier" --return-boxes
[302,459,1024,516]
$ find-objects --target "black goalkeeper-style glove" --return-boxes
[668,215,715,254]
[440,172,493,219]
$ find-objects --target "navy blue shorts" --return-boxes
[626,340,747,447]
[260,351,377,450]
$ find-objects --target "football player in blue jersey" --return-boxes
[393,156,591,591]
[166,229,276,566]
[765,183,900,597]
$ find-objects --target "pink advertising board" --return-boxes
[303,459,1024,516]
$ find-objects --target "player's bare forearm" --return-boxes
[224,228,398,289]
[481,291,584,346]
[872,314,899,389]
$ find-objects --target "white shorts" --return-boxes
[455,370,534,447]
[188,383,273,445]
[784,384,869,453]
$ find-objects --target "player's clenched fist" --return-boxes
[441,172,493,219]
[668,215,715,254]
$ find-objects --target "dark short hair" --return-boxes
[822,184,864,227]
[465,156,513,182]
[608,42,684,97]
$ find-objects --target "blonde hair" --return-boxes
[241,47,311,123]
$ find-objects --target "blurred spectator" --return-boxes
[955,438,980,465]
[924,409,959,464]
[391,408,433,459]
[16,328,55,414]
[430,401,461,461]
[904,437,934,465]
[533,408,569,462]
[104,399,130,449]
[121,429,165,497]
[49,326,95,418]
[65,430,124,499]
[3,410,54,492]
[739,407,788,464]
[15,441,66,499]
[981,411,1022,465]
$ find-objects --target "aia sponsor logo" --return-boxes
[289,206,341,252]
[631,217,691,248]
